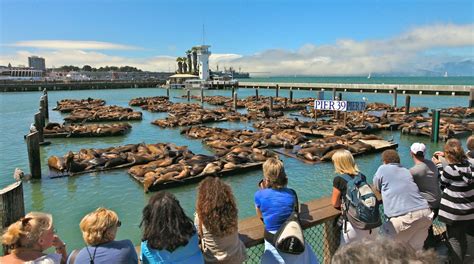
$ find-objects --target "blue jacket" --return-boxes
[140,233,204,264]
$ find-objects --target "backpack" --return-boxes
[341,173,381,230]
[264,189,305,255]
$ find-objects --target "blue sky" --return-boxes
[1,0,473,75]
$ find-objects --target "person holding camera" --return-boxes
[254,158,319,264]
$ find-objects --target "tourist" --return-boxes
[255,158,319,264]
[67,207,137,264]
[330,149,379,245]
[0,212,68,264]
[331,237,438,264]
[466,135,474,166]
[140,191,204,264]
[409,142,441,248]
[195,177,247,263]
[373,149,432,250]
[432,139,474,264]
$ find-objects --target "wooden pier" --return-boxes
[238,82,474,96]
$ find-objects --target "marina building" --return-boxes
[28,56,46,71]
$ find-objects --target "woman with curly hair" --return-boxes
[0,212,68,264]
[195,177,247,263]
[140,191,204,264]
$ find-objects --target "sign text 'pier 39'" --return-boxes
[314,100,366,112]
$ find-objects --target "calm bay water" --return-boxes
[0,76,473,251]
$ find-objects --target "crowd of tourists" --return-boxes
[1,137,473,264]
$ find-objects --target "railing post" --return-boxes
[26,132,41,179]
[405,95,411,115]
[431,109,440,143]
[393,87,398,107]
[323,218,339,264]
[1,181,25,254]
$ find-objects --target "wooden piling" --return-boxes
[34,112,44,143]
[200,88,204,104]
[405,95,411,115]
[166,87,170,98]
[269,96,273,112]
[26,132,41,179]
[187,89,190,102]
[42,89,49,119]
[1,181,25,254]
[255,88,259,101]
[431,109,440,143]
[393,87,398,107]
[469,88,474,108]
[232,87,235,97]
[233,92,237,110]
[338,92,342,101]
[284,97,288,108]
[276,84,279,98]
[332,88,336,100]
[289,89,293,104]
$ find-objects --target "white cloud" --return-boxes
[1,23,472,75]
[9,40,138,50]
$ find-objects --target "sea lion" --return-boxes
[202,162,222,175]
[154,171,180,184]
[48,156,67,171]
[175,166,190,179]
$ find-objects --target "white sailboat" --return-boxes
[367,73,371,79]
[444,71,448,77]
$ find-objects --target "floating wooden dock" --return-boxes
[129,162,263,191]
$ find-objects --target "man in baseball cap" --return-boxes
[409,142,442,249]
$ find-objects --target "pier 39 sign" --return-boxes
[314,100,366,112]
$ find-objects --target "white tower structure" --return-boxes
[194,45,211,80]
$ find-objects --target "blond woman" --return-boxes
[331,149,379,245]
[67,207,137,264]
[0,212,67,264]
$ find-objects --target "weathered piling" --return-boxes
[255,87,259,101]
[232,87,235,97]
[0,181,25,254]
[166,87,170,98]
[269,96,273,112]
[405,96,411,115]
[332,88,336,100]
[431,109,440,143]
[276,84,279,98]
[233,92,237,110]
[200,88,204,104]
[26,132,41,179]
[338,92,342,101]
[34,112,44,143]
[289,87,293,103]
[284,97,288,108]
[187,89,190,102]
[393,87,398,107]
[470,88,474,108]
[42,89,49,119]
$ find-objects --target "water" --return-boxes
[0,78,472,251]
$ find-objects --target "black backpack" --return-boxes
[264,189,305,255]
[341,173,381,230]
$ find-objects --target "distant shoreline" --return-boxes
[0,80,165,92]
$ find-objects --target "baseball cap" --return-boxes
[410,143,426,156]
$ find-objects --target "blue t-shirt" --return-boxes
[68,239,138,264]
[140,233,204,264]
[254,188,295,232]
[373,163,429,218]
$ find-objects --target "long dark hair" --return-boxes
[140,191,195,251]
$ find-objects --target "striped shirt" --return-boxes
[437,162,474,225]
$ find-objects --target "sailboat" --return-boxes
[444,71,448,78]
[367,73,371,79]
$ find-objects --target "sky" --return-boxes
[0,0,473,76]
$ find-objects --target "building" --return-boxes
[28,56,46,71]
[0,66,44,80]
[194,45,211,81]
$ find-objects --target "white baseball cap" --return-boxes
[410,143,426,156]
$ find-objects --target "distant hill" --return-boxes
[433,60,474,77]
